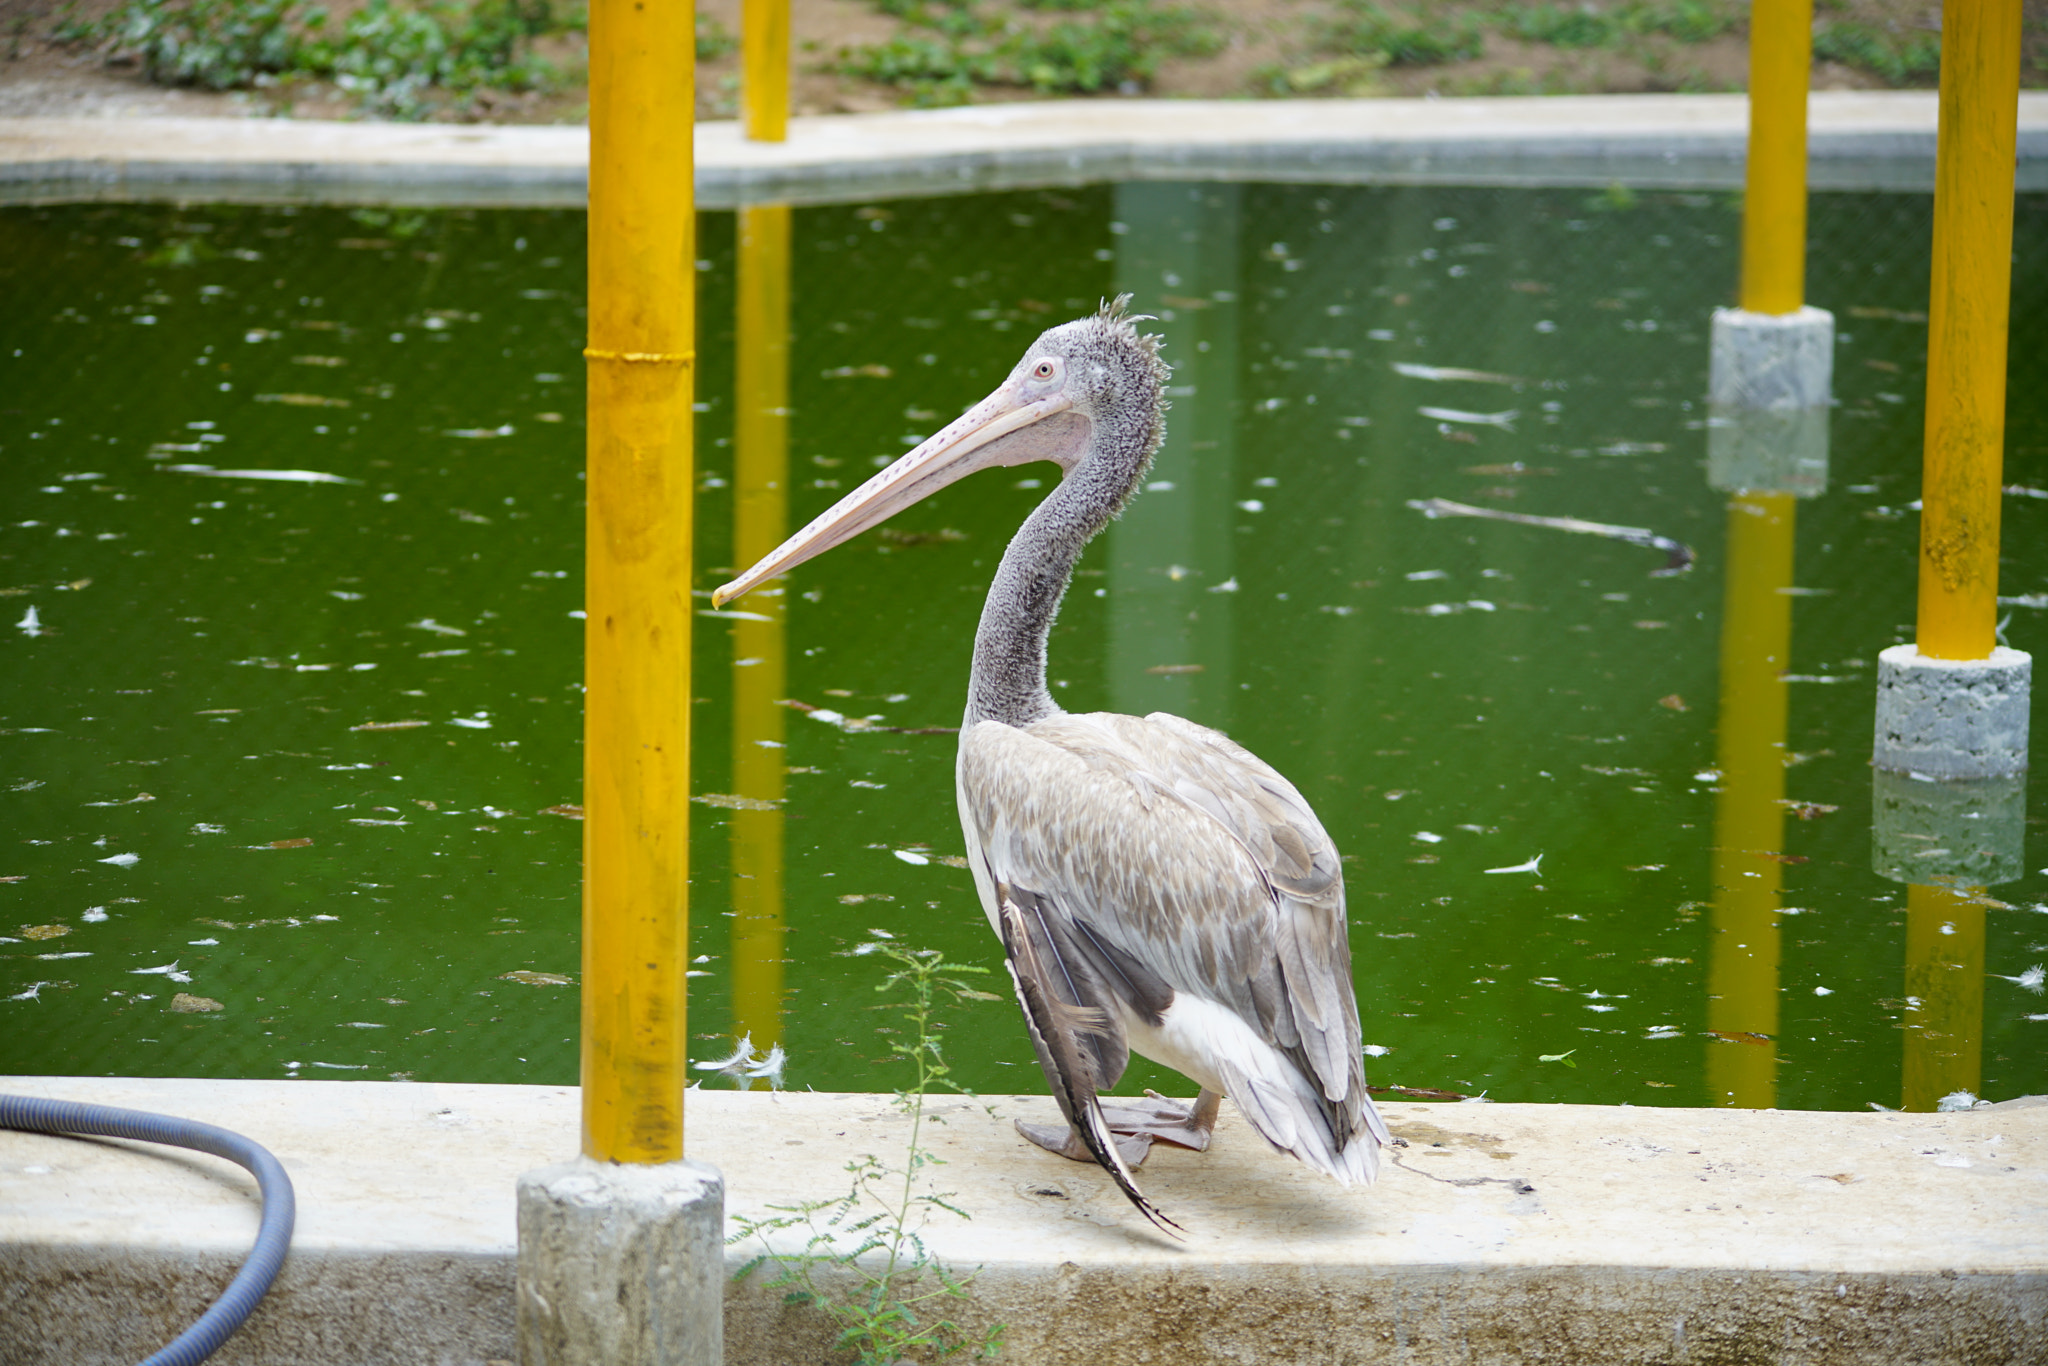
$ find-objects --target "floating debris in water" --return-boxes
[1595,442,1667,457]
[781,698,955,735]
[894,850,930,866]
[255,393,352,408]
[540,805,584,820]
[500,970,573,987]
[1402,600,1496,616]
[162,463,357,484]
[446,425,516,439]
[695,1033,765,1087]
[1145,663,1205,675]
[1420,406,1518,430]
[1992,964,2045,994]
[15,606,43,637]
[81,907,109,922]
[170,993,224,1013]
[822,364,893,379]
[408,619,467,636]
[692,793,781,811]
[1408,497,1694,576]
[1394,362,1525,385]
[257,838,314,850]
[19,925,70,940]
[352,720,429,732]
[132,961,192,984]
[1485,855,1544,875]
[98,852,140,867]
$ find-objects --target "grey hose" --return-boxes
[0,1094,295,1366]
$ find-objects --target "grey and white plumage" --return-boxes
[715,299,1389,1230]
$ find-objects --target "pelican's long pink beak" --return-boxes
[711,379,1083,607]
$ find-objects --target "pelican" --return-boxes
[714,298,1389,1230]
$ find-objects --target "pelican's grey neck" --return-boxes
[967,459,1131,729]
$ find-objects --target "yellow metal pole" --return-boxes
[581,0,697,1164]
[742,0,791,142]
[1902,883,1986,1110]
[730,202,793,1049]
[1739,0,1814,315]
[1706,492,1796,1109]
[1916,0,2023,661]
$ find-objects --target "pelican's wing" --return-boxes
[959,710,1386,1186]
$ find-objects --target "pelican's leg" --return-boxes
[1015,1118,1156,1168]
[1097,1088,1223,1152]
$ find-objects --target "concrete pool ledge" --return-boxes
[5,92,2048,208]
[1,1076,2042,1364]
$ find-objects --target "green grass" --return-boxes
[1812,18,1941,87]
[62,0,566,116]
[840,0,1222,105]
[1322,4,1487,67]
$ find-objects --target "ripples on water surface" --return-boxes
[1,184,2043,1111]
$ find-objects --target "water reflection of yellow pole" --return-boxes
[1902,883,1986,1110]
[581,0,696,1162]
[731,202,792,1051]
[1706,494,1795,1109]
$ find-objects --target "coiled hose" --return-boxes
[0,1094,295,1366]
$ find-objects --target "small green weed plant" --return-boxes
[62,0,574,117]
[839,0,1222,106]
[728,941,1007,1365]
[1812,18,1940,87]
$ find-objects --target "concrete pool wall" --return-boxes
[4,92,2048,209]
[3,95,2046,1363]
[2,1076,2044,1365]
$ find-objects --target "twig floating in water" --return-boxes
[1407,497,1694,576]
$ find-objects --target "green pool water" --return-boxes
[2,180,2043,1112]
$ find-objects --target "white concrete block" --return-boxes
[516,1157,723,1366]
[1707,305,1834,496]
[1873,644,2032,779]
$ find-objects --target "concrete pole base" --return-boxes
[1707,305,1834,496]
[1872,644,2032,779]
[1871,767,2027,885]
[517,1157,725,1366]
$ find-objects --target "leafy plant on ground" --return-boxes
[1492,1,1738,50]
[1319,3,1486,68]
[63,0,564,117]
[98,0,314,90]
[840,0,1221,106]
[728,941,1007,1365]
[1812,18,1940,87]
[1007,1,1223,94]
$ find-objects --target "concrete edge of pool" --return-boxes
[3,92,2048,208]
[1,1075,2042,1364]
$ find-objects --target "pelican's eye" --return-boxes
[1032,360,1057,381]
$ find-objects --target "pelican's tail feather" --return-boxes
[1220,1057,1387,1187]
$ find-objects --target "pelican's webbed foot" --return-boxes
[1015,1118,1155,1167]
[1015,1089,1222,1168]
[1100,1088,1222,1153]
